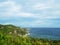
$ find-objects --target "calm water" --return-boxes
[29,28,60,40]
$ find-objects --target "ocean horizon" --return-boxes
[29,28,60,40]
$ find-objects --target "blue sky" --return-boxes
[0,0,60,27]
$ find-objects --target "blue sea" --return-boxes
[29,28,60,40]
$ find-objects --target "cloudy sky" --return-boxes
[0,0,60,27]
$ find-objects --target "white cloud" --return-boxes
[44,15,60,19]
[6,1,21,12]
[33,2,52,10]
[0,0,34,18]
[0,0,22,14]
[19,19,52,27]
[0,0,41,19]
[52,11,60,15]
[0,0,58,19]
[5,1,22,14]
[43,10,60,19]
[32,0,56,10]
[3,12,37,18]
[16,12,40,18]
[17,12,34,17]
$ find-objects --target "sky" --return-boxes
[0,0,60,27]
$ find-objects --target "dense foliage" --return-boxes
[0,24,60,45]
[0,24,28,35]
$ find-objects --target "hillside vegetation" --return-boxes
[0,24,28,35]
[0,24,60,45]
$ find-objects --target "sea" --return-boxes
[29,28,60,40]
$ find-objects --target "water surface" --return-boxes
[29,28,60,40]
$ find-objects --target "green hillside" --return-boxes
[0,24,60,45]
[0,24,28,35]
